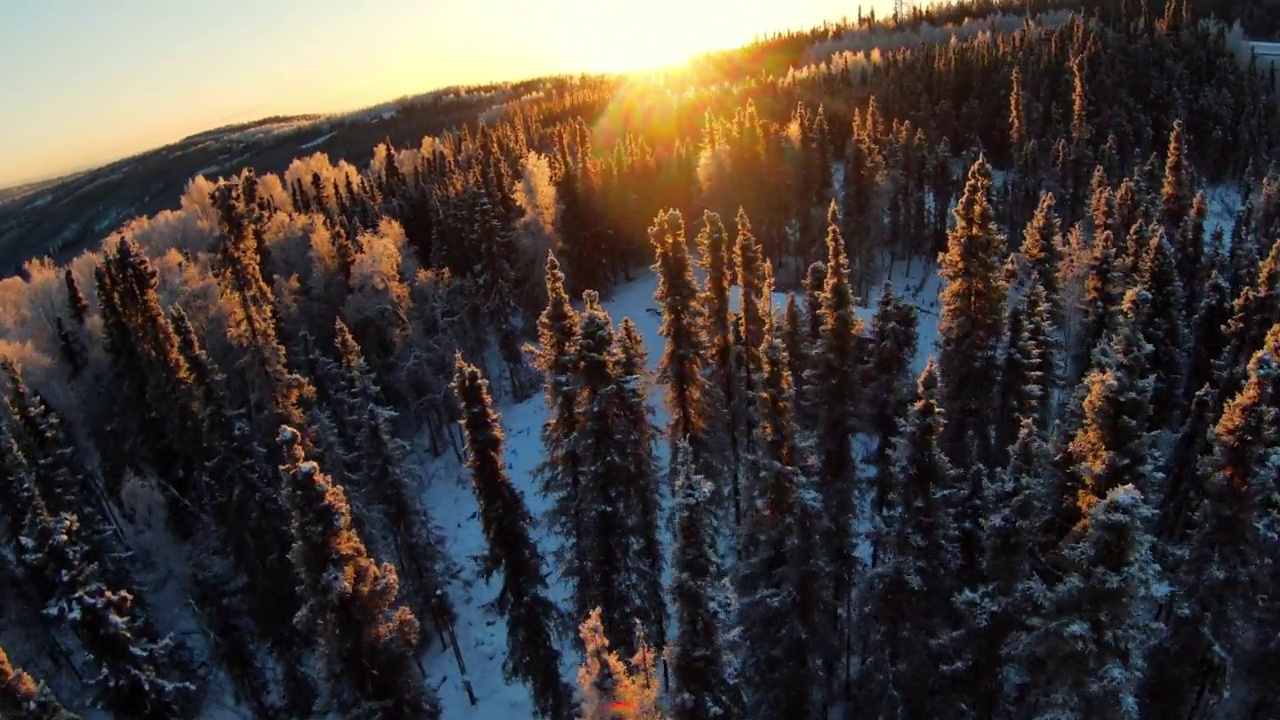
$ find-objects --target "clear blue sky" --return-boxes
[0,0,891,188]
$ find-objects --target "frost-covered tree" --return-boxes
[1136,229,1186,428]
[574,609,661,720]
[859,360,961,720]
[0,643,78,720]
[938,155,1006,469]
[1065,290,1159,513]
[865,282,919,520]
[669,442,740,720]
[21,504,192,720]
[696,211,736,479]
[278,425,438,719]
[807,200,863,695]
[650,211,713,472]
[996,278,1057,461]
[732,208,768,522]
[528,252,586,594]
[1007,485,1162,720]
[1146,322,1280,718]
[453,356,571,719]
[738,315,824,720]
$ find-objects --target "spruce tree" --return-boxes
[859,360,960,720]
[696,211,736,481]
[865,282,919,521]
[1020,192,1062,321]
[0,643,78,720]
[1136,229,1186,428]
[996,278,1057,460]
[1007,485,1162,720]
[1149,322,1280,718]
[669,441,739,720]
[1187,270,1232,402]
[573,609,660,720]
[738,314,824,720]
[453,356,571,719]
[611,317,665,658]
[278,425,439,719]
[1074,226,1123,382]
[732,208,768,522]
[937,155,1006,469]
[529,252,586,599]
[1065,290,1159,515]
[21,504,192,720]
[1160,120,1192,239]
[807,200,863,700]
[650,211,712,472]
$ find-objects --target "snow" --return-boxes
[300,131,338,150]
[415,256,944,719]
[418,272,671,720]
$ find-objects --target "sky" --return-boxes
[0,0,894,189]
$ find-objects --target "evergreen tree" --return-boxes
[859,360,960,720]
[1186,269,1232,403]
[669,442,739,720]
[529,252,586,600]
[865,282,919,521]
[573,609,660,720]
[571,294,662,658]
[738,313,824,720]
[996,278,1057,460]
[938,155,1006,469]
[780,294,810,413]
[1074,226,1123,382]
[21,504,192,720]
[807,200,863,699]
[696,211,736,481]
[1065,290,1159,515]
[1007,485,1163,720]
[1136,229,1186,428]
[1020,192,1062,321]
[612,317,666,658]
[1161,120,1192,239]
[0,643,78,720]
[650,211,712,472]
[1149,322,1280,718]
[278,425,439,719]
[732,208,768,523]
[453,356,572,719]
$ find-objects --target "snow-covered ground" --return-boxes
[415,257,944,719]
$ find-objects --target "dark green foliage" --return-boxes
[453,357,571,720]
[278,426,439,719]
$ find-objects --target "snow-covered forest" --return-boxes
[3,1,1280,718]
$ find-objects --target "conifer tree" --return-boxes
[738,312,824,720]
[696,211,735,475]
[1219,238,1280,403]
[1177,191,1209,318]
[669,442,740,720]
[573,610,660,720]
[1148,322,1280,718]
[859,360,961,719]
[1020,192,1062,319]
[1065,290,1158,514]
[278,425,438,719]
[796,260,827,429]
[780,294,809,408]
[571,293,659,657]
[453,356,571,719]
[807,200,863,697]
[611,317,665,658]
[1074,226,1123,382]
[0,643,78,720]
[996,279,1057,460]
[1136,229,1186,428]
[650,211,712,471]
[732,208,768,522]
[1185,269,1232,402]
[938,155,1006,469]
[865,282,919,519]
[1161,120,1192,238]
[529,252,586,593]
[1007,485,1162,720]
[21,503,192,720]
